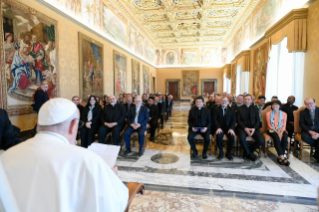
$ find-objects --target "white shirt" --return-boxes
[1,131,128,212]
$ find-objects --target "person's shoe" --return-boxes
[191,150,198,159]
[139,150,144,156]
[247,153,257,161]
[226,154,234,161]
[283,158,290,166]
[217,153,224,160]
[202,152,207,159]
[124,148,131,156]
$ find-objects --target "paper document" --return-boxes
[88,143,120,168]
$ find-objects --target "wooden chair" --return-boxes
[192,134,213,155]
[213,134,238,156]
[293,106,314,160]
[236,136,262,158]
[124,182,145,212]
[129,131,148,151]
[261,106,291,158]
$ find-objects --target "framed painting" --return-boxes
[131,59,140,95]
[79,32,104,101]
[181,70,199,97]
[253,43,268,99]
[1,0,58,115]
[143,65,150,94]
[113,51,127,96]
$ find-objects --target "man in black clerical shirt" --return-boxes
[32,84,49,135]
[213,97,236,160]
[281,96,298,138]
[145,97,158,141]
[255,96,265,128]
[157,94,166,129]
[233,94,244,113]
[206,94,215,109]
[236,94,264,161]
[187,96,211,159]
[0,109,22,150]
[300,98,319,162]
[98,95,126,145]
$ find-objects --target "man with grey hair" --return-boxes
[1,98,128,211]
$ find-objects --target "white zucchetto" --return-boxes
[38,98,77,126]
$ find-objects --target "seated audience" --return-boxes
[233,94,244,112]
[281,96,298,138]
[118,94,123,104]
[158,94,166,128]
[213,97,236,160]
[251,95,256,105]
[124,95,135,118]
[72,96,84,120]
[206,94,215,109]
[0,98,128,211]
[266,100,289,166]
[264,96,278,109]
[0,109,22,150]
[300,98,319,162]
[98,95,126,145]
[122,97,127,104]
[103,95,109,107]
[236,94,264,161]
[80,95,102,148]
[227,94,236,108]
[187,96,211,159]
[145,97,158,141]
[124,96,149,156]
[166,95,174,120]
[255,96,266,128]
[142,94,148,105]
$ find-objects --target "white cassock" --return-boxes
[0,131,128,212]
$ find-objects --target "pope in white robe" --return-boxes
[0,98,128,212]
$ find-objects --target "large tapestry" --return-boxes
[253,43,268,99]
[143,65,150,94]
[231,63,236,95]
[114,51,127,96]
[1,0,58,115]
[79,32,103,100]
[181,71,199,97]
[131,59,140,94]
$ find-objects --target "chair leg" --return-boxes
[287,140,290,159]
[293,139,297,156]
[299,141,303,160]
[258,146,261,158]
[264,140,268,158]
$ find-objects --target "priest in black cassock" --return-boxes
[145,97,158,141]
[187,96,211,159]
[213,97,236,160]
[98,95,126,145]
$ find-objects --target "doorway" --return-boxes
[201,79,217,95]
[166,79,180,101]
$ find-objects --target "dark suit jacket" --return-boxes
[0,109,21,150]
[281,103,298,123]
[127,105,149,130]
[167,100,173,110]
[77,104,85,120]
[236,105,260,130]
[300,107,319,132]
[33,90,49,113]
[81,104,102,125]
[124,103,135,117]
[100,103,126,126]
[188,107,211,132]
[206,101,215,109]
[213,106,236,132]
[157,101,166,115]
[145,104,158,121]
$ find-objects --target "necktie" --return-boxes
[134,107,140,124]
[223,108,225,116]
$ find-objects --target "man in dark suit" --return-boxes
[255,95,265,128]
[145,97,158,141]
[236,94,264,161]
[158,94,166,129]
[124,96,149,156]
[123,95,135,118]
[232,94,244,113]
[166,94,173,120]
[98,95,126,145]
[264,96,278,109]
[206,94,215,109]
[187,96,211,159]
[282,96,298,138]
[72,96,84,120]
[0,109,22,150]
[213,97,236,160]
[32,84,49,134]
[300,98,319,162]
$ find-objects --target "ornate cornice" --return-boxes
[235,50,250,60]
[265,8,308,39]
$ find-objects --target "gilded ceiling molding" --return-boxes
[223,64,231,79]
[265,8,308,52]
[235,50,250,72]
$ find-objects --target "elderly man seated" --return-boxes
[0,98,128,211]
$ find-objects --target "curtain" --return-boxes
[46,25,55,42]
[223,73,231,93]
[236,64,242,96]
[265,37,305,107]
[241,71,249,94]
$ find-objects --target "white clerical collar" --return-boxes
[111,103,116,107]
[37,131,69,144]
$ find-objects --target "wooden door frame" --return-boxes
[201,79,218,95]
[166,79,181,100]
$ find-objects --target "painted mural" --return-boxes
[1,0,58,115]
[129,24,136,53]
[145,44,155,63]
[182,71,199,97]
[183,50,198,65]
[166,52,175,65]
[114,51,127,96]
[137,33,144,57]
[253,43,268,99]
[231,63,237,95]
[143,65,150,94]
[131,59,140,94]
[79,32,103,100]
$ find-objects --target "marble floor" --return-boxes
[119,102,319,211]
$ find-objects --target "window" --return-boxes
[236,64,249,95]
[265,37,305,107]
[223,73,231,93]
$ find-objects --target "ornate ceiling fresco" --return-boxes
[109,0,261,48]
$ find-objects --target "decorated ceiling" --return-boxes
[113,0,260,48]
